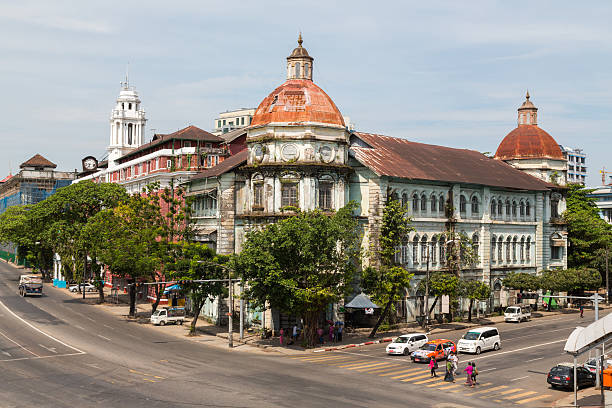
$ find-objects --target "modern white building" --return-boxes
[213,108,255,135]
[559,145,587,185]
[187,37,569,327]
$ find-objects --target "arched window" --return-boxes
[498,237,503,261]
[421,236,428,264]
[401,193,408,209]
[520,201,525,217]
[439,196,445,213]
[498,200,503,216]
[460,195,467,214]
[304,63,310,78]
[491,236,496,262]
[526,201,531,217]
[128,103,132,110]
[295,62,301,77]
[420,194,427,211]
[430,194,437,212]
[505,237,511,262]
[431,237,437,264]
[505,199,511,216]
[512,201,517,217]
[439,235,446,265]
[526,237,531,262]
[551,196,560,218]
[472,234,479,261]
[520,237,525,262]
[471,196,479,214]
[127,123,133,145]
[412,194,419,212]
[491,199,497,217]
[512,237,518,262]
[413,236,419,264]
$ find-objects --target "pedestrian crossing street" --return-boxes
[288,353,553,406]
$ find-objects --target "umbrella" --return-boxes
[163,284,181,294]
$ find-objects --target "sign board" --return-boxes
[364,307,374,315]
[441,295,449,314]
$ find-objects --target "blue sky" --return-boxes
[1,1,610,185]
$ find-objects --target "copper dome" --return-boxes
[250,79,345,128]
[495,125,564,161]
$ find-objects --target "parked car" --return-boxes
[547,363,595,390]
[151,307,186,326]
[457,327,501,355]
[386,333,428,356]
[504,305,531,322]
[69,283,96,293]
[411,339,456,363]
[583,358,612,374]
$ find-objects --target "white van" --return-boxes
[504,305,531,322]
[151,307,186,326]
[457,327,501,355]
[386,333,429,355]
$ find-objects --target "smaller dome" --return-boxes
[287,33,313,60]
[518,91,537,111]
[495,125,564,160]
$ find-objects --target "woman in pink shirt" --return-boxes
[464,363,474,387]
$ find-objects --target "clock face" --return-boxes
[281,144,298,161]
[84,158,97,170]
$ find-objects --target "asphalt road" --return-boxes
[0,260,598,408]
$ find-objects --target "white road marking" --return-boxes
[74,325,85,330]
[0,298,85,354]
[38,344,57,353]
[479,367,497,372]
[0,352,84,363]
[0,330,40,357]
[97,334,111,341]
[1,350,11,357]
[525,357,544,362]
[511,375,530,382]
[469,339,566,362]
[85,317,95,322]
[103,324,115,330]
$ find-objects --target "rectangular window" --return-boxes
[319,182,333,210]
[241,117,245,125]
[167,160,172,169]
[551,246,561,260]
[281,183,298,207]
[222,119,226,126]
[217,120,221,128]
[184,141,191,148]
[253,183,263,208]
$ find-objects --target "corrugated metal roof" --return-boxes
[345,293,380,309]
[351,132,553,191]
[20,154,56,169]
[191,149,247,180]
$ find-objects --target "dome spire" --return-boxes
[287,34,314,81]
[517,91,537,126]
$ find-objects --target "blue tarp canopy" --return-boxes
[345,293,380,309]
[163,284,181,294]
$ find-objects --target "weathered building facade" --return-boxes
[188,37,568,325]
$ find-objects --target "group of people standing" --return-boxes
[278,325,300,346]
[317,322,343,344]
[429,353,478,387]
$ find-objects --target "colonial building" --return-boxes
[188,37,568,325]
[0,154,75,265]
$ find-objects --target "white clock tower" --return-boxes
[107,78,146,169]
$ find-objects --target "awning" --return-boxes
[185,187,216,197]
[551,239,565,247]
[163,284,181,294]
[193,226,217,236]
[345,293,380,309]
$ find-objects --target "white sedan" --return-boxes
[386,333,428,356]
[69,283,96,293]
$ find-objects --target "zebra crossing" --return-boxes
[288,353,553,406]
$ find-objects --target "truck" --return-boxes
[150,307,186,326]
[18,274,43,297]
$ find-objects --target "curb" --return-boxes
[312,337,393,352]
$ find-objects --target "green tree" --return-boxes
[362,196,413,338]
[235,203,361,347]
[417,271,459,318]
[459,280,490,322]
[503,272,541,292]
[166,242,228,334]
[565,184,612,272]
[540,268,601,294]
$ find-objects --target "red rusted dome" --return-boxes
[250,79,345,128]
[495,124,564,160]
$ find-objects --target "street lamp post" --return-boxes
[424,244,430,330]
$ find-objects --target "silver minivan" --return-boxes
[457,327,501,355]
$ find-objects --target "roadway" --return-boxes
[0,260,598,407]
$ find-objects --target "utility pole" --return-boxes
[239,278,244,341]
[228,276,233,348]
[606,247,610,305]
[424,244,430,330]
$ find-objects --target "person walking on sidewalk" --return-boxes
[464,362,474,387]
[449,352,458,378]
[429,357,438,377]
[317,327,324,344]
[292,324,298,342]
[580,303,584,318]
[337,323,343,342]
[279,328,284,346]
